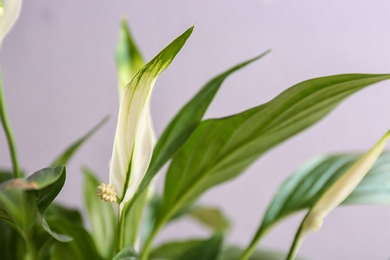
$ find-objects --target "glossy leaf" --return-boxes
[159,74,390,228]
[41,217,72,242]
[116,19,144,95]
[83,167,116,259]
[26,166,66,214]
[110,26,194,206]
[51,116,108,167]
[248,151,390,259]
[150,234,223,260]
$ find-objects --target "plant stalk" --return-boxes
[0,73,20,178]
[118,204,125,252]
[239,228,268,260]
[286,215,307,260]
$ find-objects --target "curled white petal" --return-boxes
[0,0,22,47]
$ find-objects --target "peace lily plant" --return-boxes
[1,3,390,260]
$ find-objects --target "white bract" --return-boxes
[108,26,192,212]
[109,74,156,208]
[0,0,22,48]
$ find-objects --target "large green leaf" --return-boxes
[83,168,116,259]
[242,151,390,260]
[116,19,145,92]
[158,74,390,228]
[135,52,270,203]
[51,116,108,167]
[150,234,223,260]
[25,166,70,242]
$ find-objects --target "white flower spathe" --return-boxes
[109,75,156,207]
[0,0,22,48]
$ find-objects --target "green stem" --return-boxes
[118,204,125,252]
[286,215,307,260]
[0,73,20,178]
[140,217,166,260]
[24,233,38,260]
[239,228,269,260]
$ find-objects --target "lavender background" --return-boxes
[1,1,390,259]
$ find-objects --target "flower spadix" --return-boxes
[109,26,193,208]
[0,0,22,48]
[288,130,390,259]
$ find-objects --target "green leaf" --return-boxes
[0,169,13,183]
[113,246,139,260]
[46,216,102,260]
[116,19,145,91]
[25,166,70,242]
[248,151,390,259]
[0,179,37,233]
[186,206,230,232]
[51,116,108,167]
[41,217,72,242]
[46,203,83,227]
[135,51,270,205]
[83,167,116,259]
[143,194,229,243]
[150,234,224,260]
[44,203,83,243]
[26,166,66,214]
[159,74,390,228]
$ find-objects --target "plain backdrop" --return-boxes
[1,1,390,259]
